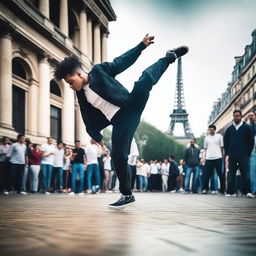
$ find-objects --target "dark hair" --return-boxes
[169,155,175,160]
[33,143,39,148]
[1,136,9,143]
[17,134,25,141]
[57,141,64,146]
[233,109,242,116]
[75,140,80,143]
[208,124,216,130]
[54,55,81,80]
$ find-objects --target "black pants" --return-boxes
[0,161,10,191]
[111,56,174,195]
[7,163,25,192]
[204,158,225,193]
[227,155,250,195]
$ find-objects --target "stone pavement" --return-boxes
[0,193,256,256]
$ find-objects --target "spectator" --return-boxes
[224,110,254,197]
[149,160,160,191]
[0,137,11,195]
[103,150,113,192]
[177,159,185,192]
[136,159,147,192]
[70,140,86,195]
[63,146,72,193]
[29,144,43,193]
[7,134,28,195]
[84,140,101,194]
[202,125,225,194]
[41,137,55,194]
[23,138,32,192]
[160,159,169,192]
[128,138,139,191]
[247,111,256,195]
[168,155,179,193]
[52,142,65,192]
[184,139,201,193]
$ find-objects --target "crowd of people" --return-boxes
[0,109,255,198]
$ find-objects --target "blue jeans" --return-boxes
[184,166,200,193]
[41,164,53,191]
[250,148,256,193]
[137,175,147,191]
[87,163,100,190]
[52,167,63,190]
[71,163,84,193]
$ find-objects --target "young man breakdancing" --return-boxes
[54,34,189,209]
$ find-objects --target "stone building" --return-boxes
[208,29,256,133]
[0,0,116,145]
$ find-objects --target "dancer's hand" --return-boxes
[143,34,154,47]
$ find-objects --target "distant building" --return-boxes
[0,0,116,145]
[208,29,256,134]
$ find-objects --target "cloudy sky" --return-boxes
[107,0,256,137]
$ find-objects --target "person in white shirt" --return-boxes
[0,137,11,194]
[41,137,56,194]
[7,134,28,194]
[52,142,65,192]
[149,160,161,191]
[103,150,113,191]
[63,146,72,193]
[128,138,139,191]
[161,159,169,192]
[202,125,225,194]
[136,159,148,192]
[84,140,101,193]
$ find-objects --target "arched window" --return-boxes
[12,59,27,79]
[50,80,62,97]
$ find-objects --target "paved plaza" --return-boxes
[0,193,256,256]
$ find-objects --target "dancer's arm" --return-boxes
[101,34,154,77]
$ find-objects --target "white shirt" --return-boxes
[63,155,71,170]
[41,143,56,165]
[103,156,112,170]
[233,121,243,130]
[204,133,223,160]
[128,139,139,165]
[84,144,99,165]
[150,163,160,174]
[0,144,11,162]
[7,142,27,164]
[161,163,170,176]
[53,148,64,167]
[83,85,120,121]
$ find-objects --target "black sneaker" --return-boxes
[109,195,135,210]
[166,46,189,59]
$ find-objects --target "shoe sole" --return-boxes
[108,201,135,211]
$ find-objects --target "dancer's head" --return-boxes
[54,55,89,91]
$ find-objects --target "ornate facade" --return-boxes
[0,0,116,145]
[208,29,256,133]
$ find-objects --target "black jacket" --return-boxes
[76,42,146,142]
[224,122,254,157]
[184,146,200,167]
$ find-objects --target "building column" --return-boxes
[101,32,108,62]
[27,79,38,135]
[38,55,50,137]
[93,23,101,64]
[62,83,74,145]
[79,8,88,55]
[0,31,13,129]
[39,0,49,18]
[59,0,69,36]
[87,17,93,61]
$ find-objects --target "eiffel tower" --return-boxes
[168,57,194,139]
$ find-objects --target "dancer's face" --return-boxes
[65,72,85,91]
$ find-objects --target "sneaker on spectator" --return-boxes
[86,190,92,194]
[225,194,235,197]
[78,192,84,196]
[3,191,9,195]
[68,192,75,195]
[170,190,176,193]
[246,193,255,198]
[211,190,218,194]
[44,191,51,195]
[202,190,208,194]
[178,188,185,193]
[20,191,27,195]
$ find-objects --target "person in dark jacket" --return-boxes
[184,139,201,193]
[168,155,180,192]
[54,34,189,209]
[224,109,254,197]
